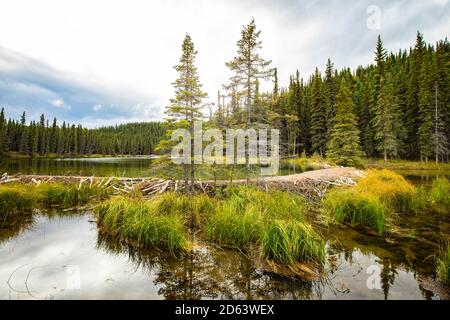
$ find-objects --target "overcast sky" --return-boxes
[0,0,448,128]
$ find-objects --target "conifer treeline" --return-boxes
[0,110,164,157]
[214,32,449,162]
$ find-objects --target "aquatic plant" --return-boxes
[205,202,264,247]
[429,178,450,206]
[437,243,450,285]
[355,169,423,212]
[262,220,325,265]
[36,183,109,208]
[0,185,35,217]
[96,196,188,252]
[205,185,314,263]
[325,188,387,233]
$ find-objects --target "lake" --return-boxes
[0,157,308,179]
[0,170,449,300]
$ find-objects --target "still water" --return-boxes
[0,170,449,300]
[0,157,306,179]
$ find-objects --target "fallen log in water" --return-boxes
[3,167,365,202]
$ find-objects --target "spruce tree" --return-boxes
[373,74,404,161]
[326,78,364,166]
[309,68,327,156]
[226,18,272,183]
[164,34,207,192]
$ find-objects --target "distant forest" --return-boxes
[0,110,164,157]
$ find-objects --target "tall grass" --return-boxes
[429,178,450,206]
[325,188,387,233]
[355,169,424,213]
[205,186,307,247]
[437,242,450,285]
[96,196,188,252]
[205,186,325,266]
[0,185,35,217]
[262,220,325,265]
[35,183,109,208]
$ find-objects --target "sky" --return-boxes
[0,0,448,128]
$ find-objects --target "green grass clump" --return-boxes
[429,178,450,206]
[205,202,264,247]
[262,220,325,265]
[96,196,188,252]
[0,185,35,217]
[35,183,109,207]
[325,188,387,233]
[205,186,306,247]
[355,169,423,213]
[205,186,324,267]
[437,243,450,285]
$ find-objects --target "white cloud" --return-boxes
[51,98,64,107]
[50,98,71,110]
[92,104,102,112]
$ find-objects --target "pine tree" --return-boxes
[226,18,272,183]
[0,108,9,157]
[417,53,433,161]
[373,74,404,161]
[405,32,426,159]
[326,78,364,166]
[164,34,207,192]
[309,68,327,156]
[324,59,336,141]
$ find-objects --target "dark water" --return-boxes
[0,171,449,300]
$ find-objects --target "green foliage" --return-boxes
[355,169,424,212]
[429,178,450,206]
[35,183,109,208]
[96,196,188,253]
[0,185,35,217]
[326,79,364,167]
[262,220,325,265]
[437,242,450,285]
[325,188,387,233]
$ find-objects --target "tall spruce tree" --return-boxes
[165,34,206,192]
[326,78,364,166]
[226,18,272,183]
[373,74,404,161]
[310,68,327,156]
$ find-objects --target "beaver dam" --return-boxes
[0,167,449,299]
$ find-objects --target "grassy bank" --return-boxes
[0,182,111,217]
[95,186,326,267]
[324,169,427,234]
